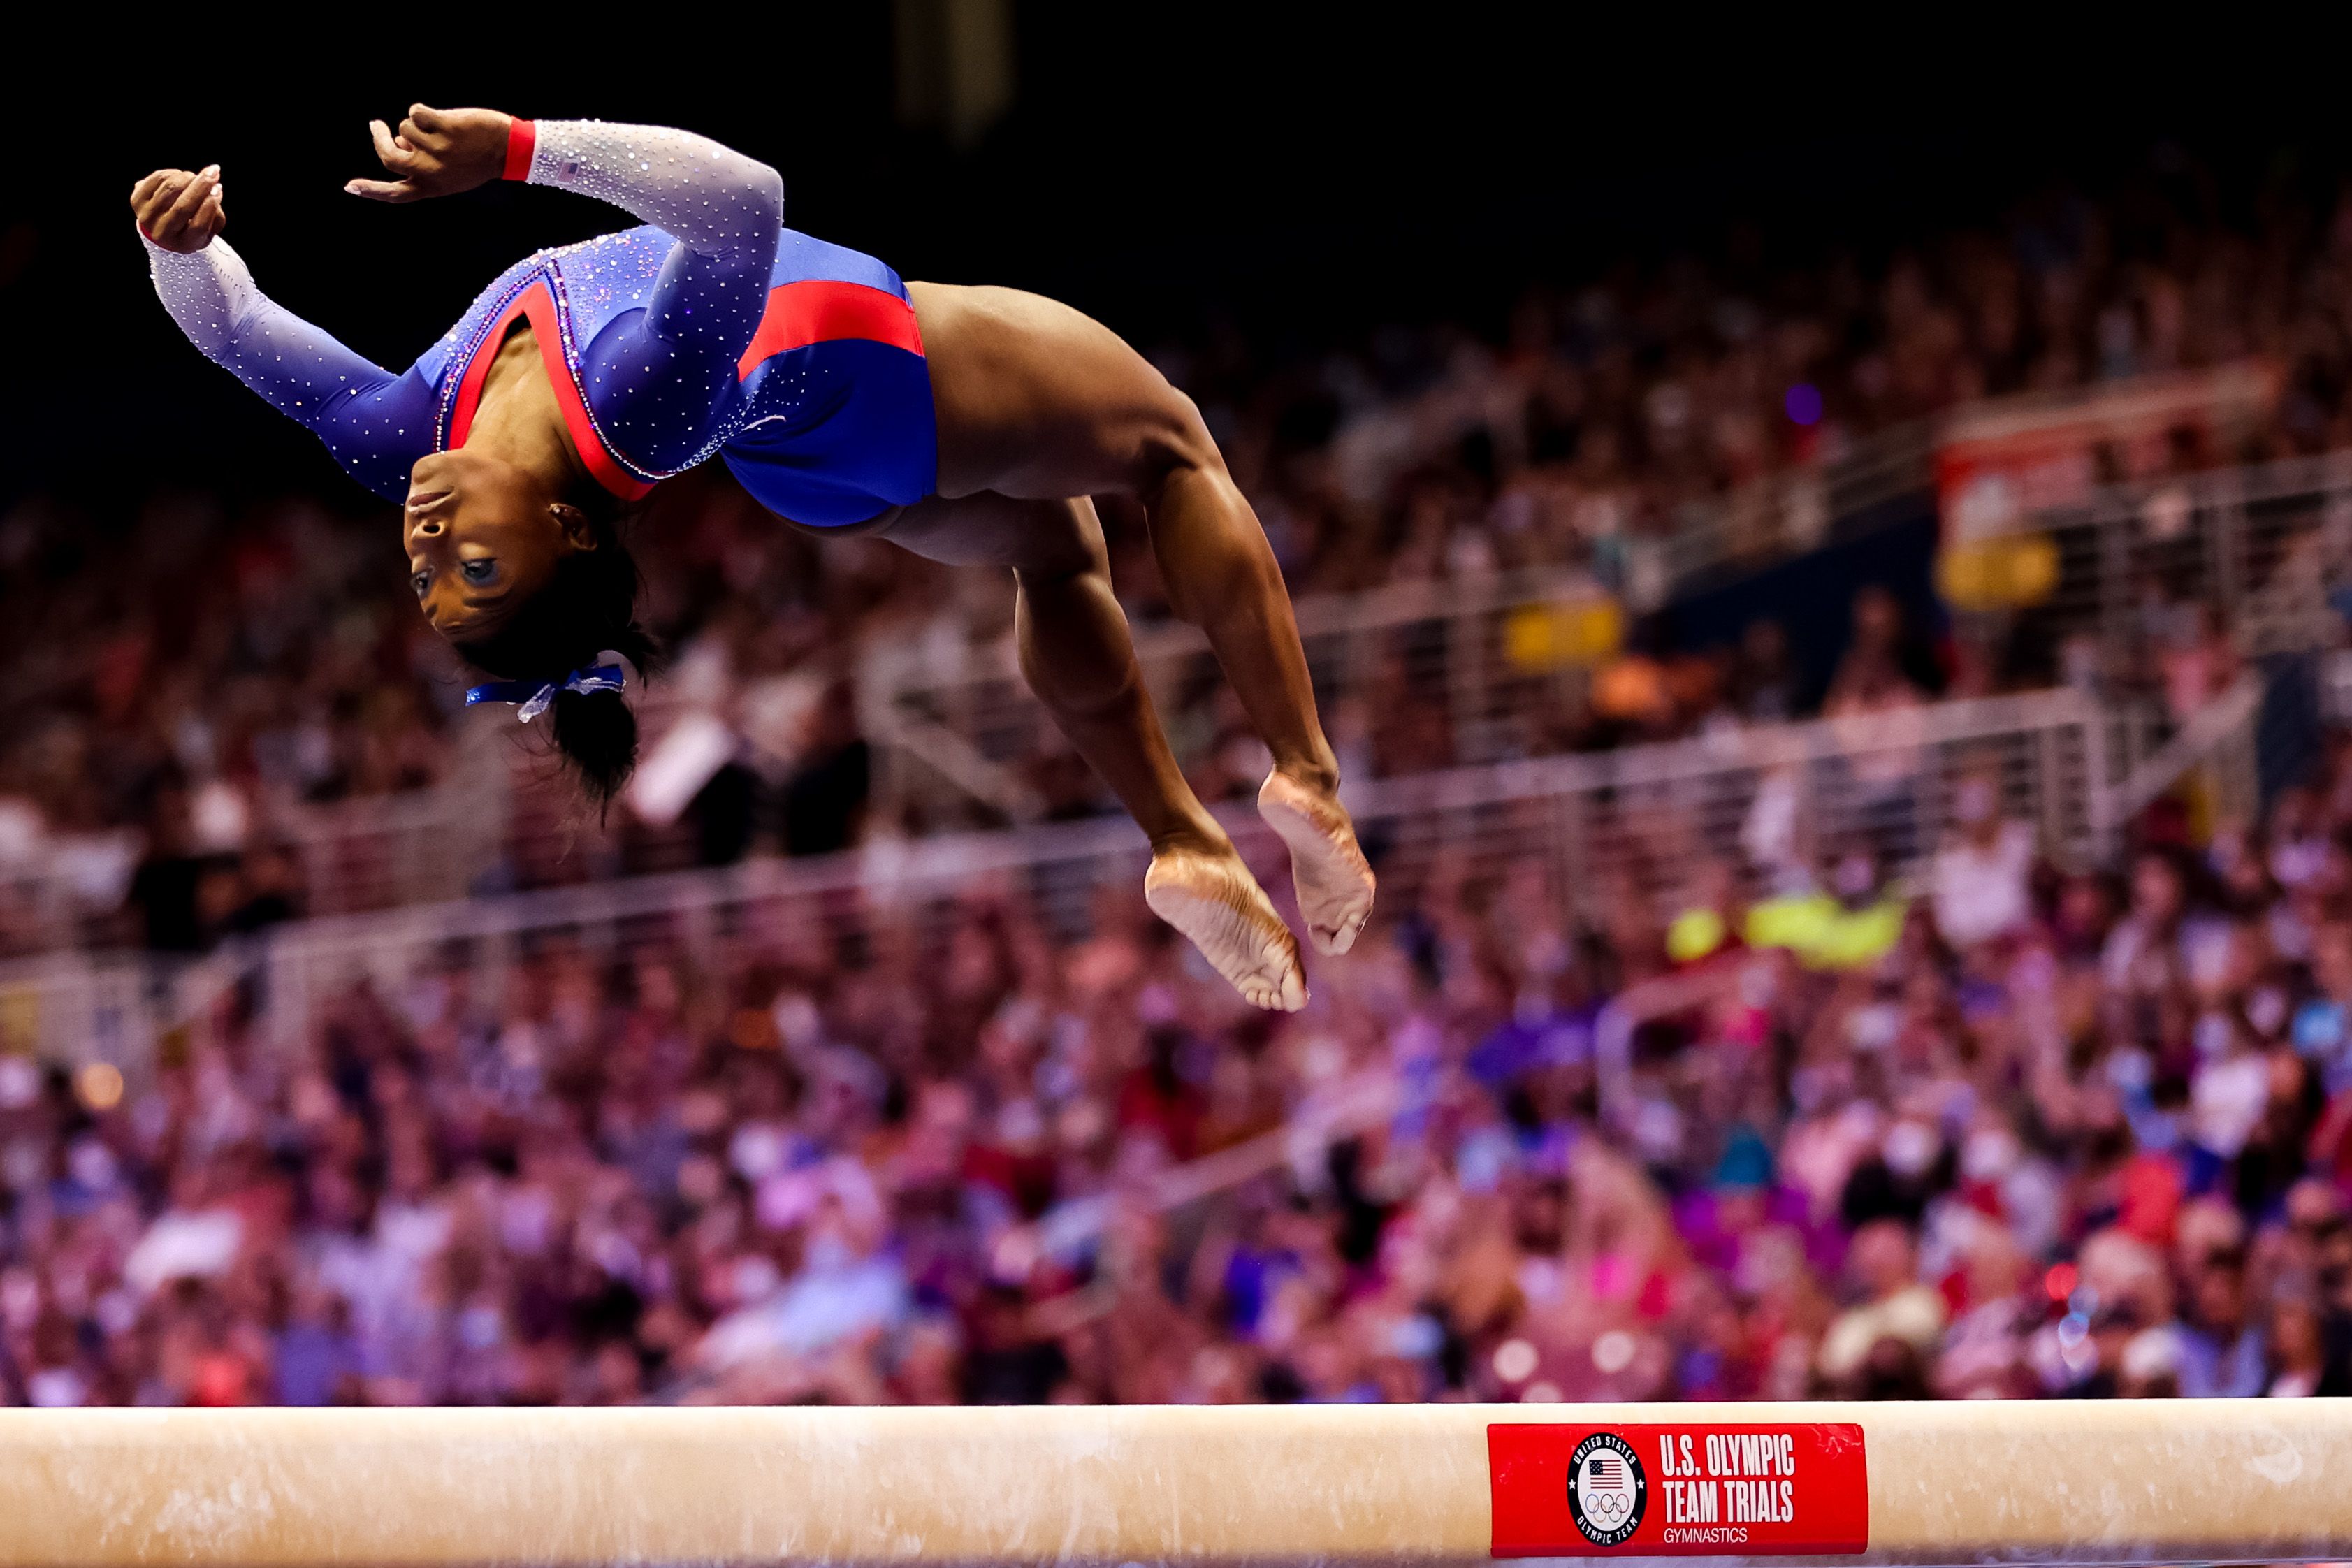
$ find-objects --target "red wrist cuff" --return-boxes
[502,118,537,182]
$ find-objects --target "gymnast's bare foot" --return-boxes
[1144,842,1307,1012]
[1257,769,1376,957]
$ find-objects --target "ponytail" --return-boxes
[452,512,660,813]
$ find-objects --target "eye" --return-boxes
[411,572,430,597]
[460,558,497,584]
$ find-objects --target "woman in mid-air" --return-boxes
[133,106,1370,1010]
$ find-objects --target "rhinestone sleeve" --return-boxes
[525,120,783,260]
[521,122,785,456]
[141,232,434,500]
[144,233,266,361]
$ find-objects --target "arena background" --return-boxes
[4,17,2352,1414]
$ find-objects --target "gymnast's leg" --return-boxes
[1129,410,1375,957]
[908,282,1376,956]
[883,493,1305,1011]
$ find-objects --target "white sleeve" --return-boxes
[141,231,426,500]
[144,233,264,358]
[525,120,783,259]
[142,231,401,416]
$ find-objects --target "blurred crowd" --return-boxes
[8,154,2352,948]
[8,706,2352,1410]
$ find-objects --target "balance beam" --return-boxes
[0,1400,2341,1566]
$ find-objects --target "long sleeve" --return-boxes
[521,119,783,265]
[514,120,786,471]
[145,235,435,499]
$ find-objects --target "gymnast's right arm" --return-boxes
[132,167,432,501]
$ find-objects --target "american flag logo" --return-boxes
[1569,1436,1644,1542]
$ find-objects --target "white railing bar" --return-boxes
[2105,671,2267,827]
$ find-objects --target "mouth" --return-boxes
[404,490,453,514]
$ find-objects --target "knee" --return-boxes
[1015,571,1139,712]
[1131,386,1226,502]
[1150,472,1283,623]
[1017,500,1112,586]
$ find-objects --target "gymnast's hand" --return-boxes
[346,105,511,204]
[131,167,225,253]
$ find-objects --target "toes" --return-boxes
[1307,897,1370,957]
[1258,933,1308,1012]
[1144,854,1308,1012]
[1256,771,1376,958]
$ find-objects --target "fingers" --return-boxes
[351,105,501,204]
[358,117,428,201]
[149,166,220,244]
[166,166,219,228]
[132,169,191,209]
[395,106,446,157]
[131,170,187,231]
[344,177,421,204]
[369,119,420,174]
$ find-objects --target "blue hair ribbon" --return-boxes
[465,663,626,723]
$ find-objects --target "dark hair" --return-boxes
[453,513,658,812]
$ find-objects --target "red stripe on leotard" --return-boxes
[735,280,924,381]
[446,281,655,501]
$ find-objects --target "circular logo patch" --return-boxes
[1565,1431,1648,1547]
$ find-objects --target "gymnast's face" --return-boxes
[402,449,593,639]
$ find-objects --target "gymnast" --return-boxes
[131,107,1371,1010]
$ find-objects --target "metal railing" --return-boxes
[868,420,1944,825]
[0,941,251,1086]
[289,720,516,917]
[867,567,1616,825]
[1977,449,2352,665]
[0,709,525,959]
[0,864,87,961]
[0,570,1625,957]
[860,444,2352,836]
[12,442,2330,964]
[1618,417,1940,611]
[2106,671,2266,830]
[1351,683,2145,916]
[11,700,727,959]
[58,683,2147,1070]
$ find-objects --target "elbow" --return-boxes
[746,164,784,231]
[701,165,781,260]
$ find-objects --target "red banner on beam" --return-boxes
[1489,1422,1868,1556]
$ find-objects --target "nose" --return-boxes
[416,518,444,537]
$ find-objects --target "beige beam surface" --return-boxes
[0,1400,2344,1567]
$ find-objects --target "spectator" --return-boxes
[2177,1249,2265,1398]
[2263,1290,2344,1398]
[1931,767,2037,948]
[124,778,213,954]
[1816,1219,1947,1392]
[2158,600,2242,725]
[1729,620,1799,725]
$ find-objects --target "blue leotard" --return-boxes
[144,119,936,528]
